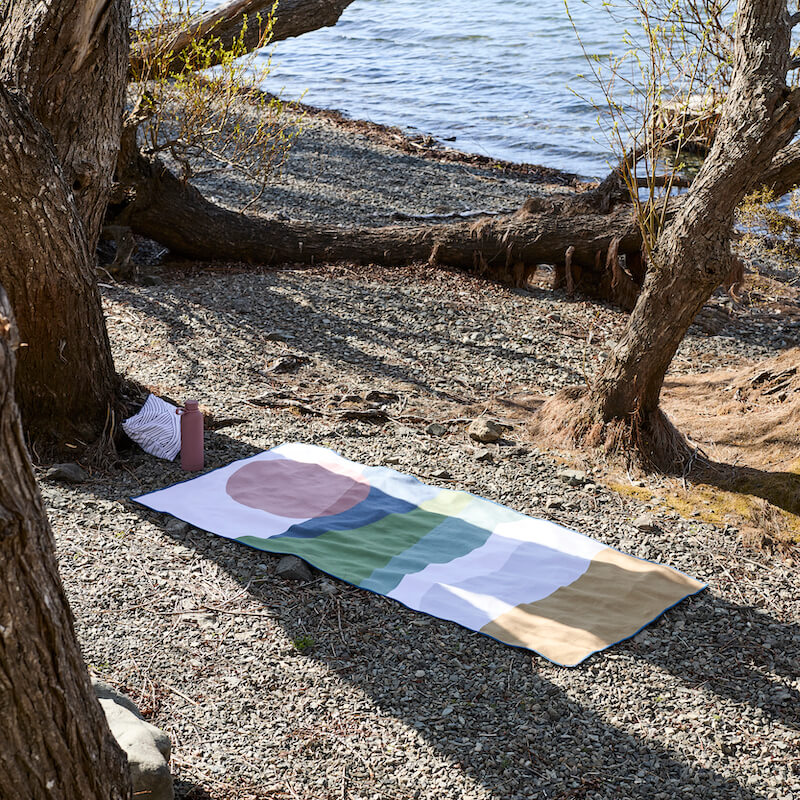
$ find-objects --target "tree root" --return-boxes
[530,385,702,474]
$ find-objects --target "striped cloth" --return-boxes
[134,443,705,665]
[122,394,181,461]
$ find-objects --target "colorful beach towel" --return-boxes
[134,442,704,666]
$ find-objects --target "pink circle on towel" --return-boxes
[225,459,370,518]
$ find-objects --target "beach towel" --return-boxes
[134,442,705,665]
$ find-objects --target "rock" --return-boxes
[275,555,313,582]
[632,514,659,533]
[473,448,494,462]
[46,463,89,483]
[267,355,307,373]
[364,390,399,403]
[556,468,588,487]
[230,298,251,313]
[92,679,173,800]
[545,497,563,510]
[425,422,447,437]
[430,469,451,479]
[165,518,190,536]
[138,274,164,287]
[385,455,402,465]
[467,418,503,443]
[264,330,292,342]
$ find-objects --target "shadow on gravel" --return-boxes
[173,779,214,800]
[110,432,797,800]
[699,461,800,520]
[106,270,584,406]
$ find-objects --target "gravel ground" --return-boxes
[188,110,577,227]
[46,119,800,799]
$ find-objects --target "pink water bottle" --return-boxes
[178,399,204,471]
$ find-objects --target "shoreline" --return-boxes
[268,92,585,186]
[185,94,586,230]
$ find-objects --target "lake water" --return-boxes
[254,0,634,178]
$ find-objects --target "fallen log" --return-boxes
[114,130,647,307]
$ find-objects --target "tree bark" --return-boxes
[0,85,119,447]
[130,0,358,76]
[0,287,132,800]
[0,0,131,253]
[557,0,800,467]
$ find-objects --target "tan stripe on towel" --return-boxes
[480,547,703,665]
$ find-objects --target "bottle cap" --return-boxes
[184,399,199,411]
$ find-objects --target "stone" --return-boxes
[46,463,89,483]
[467,418,504,443]
[430,469,451,479]
[275,555,313,582]
[425,422,447,437]
[473,448,494,462]
[264,330,292,342]
[385,455,402,465]
[165,518,190,536]
[545,498,563,510]
[556,468,588,487]
[267,355,306,373]
[633,514,659,533]
[92,679,173,800]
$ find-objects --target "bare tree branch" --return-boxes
[130,0,357,76]
[759,138,800,195]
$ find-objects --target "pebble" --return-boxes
[165,518,190,536]
[46,463,89,483]
[556,468,588,487]
[633,514,659,533]
[275,555,313,582]
[467,418,504,443]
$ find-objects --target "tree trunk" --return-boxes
[0,85,119,448]
[0,0,131,253]
[0,287,132,800]
[539,0,800,469]
[0,0,131,449]
[131,0,358,76]
[116,130,645,302]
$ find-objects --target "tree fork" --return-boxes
[535,0,800,470]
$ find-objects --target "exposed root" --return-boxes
[608,236,640,311]
[723,255,745,297]
[565,246,576,295]
[530,385,700,474]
